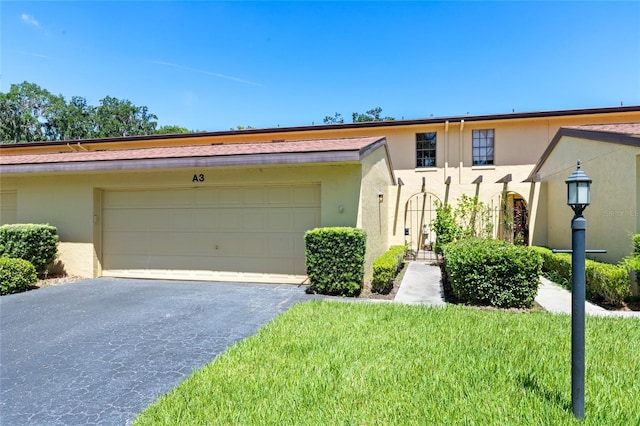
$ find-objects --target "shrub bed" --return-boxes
[0,257,37,295]
[371,245,407,293]
[444,239,542,308]
[304,227,366,297]
[0,224,59,274]
[533,246,631,307]
[633,234,640,283]
[585,261,630,307]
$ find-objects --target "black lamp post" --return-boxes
[565,160,592,420]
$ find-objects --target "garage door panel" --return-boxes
[0,191,17,225]
[294,185,320,205]
[217,187,243,205]
[294,209,321,232]
[102,184,320,282]
[243,187,267,205]
[267,186,291,205]
[242,211,268,230]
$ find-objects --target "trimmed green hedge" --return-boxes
[304,227,366,297]
[533,246,631,307]
[0,224,59,274]
[530,246,571,287]
[0,257,37,295]
[633,234,640,283]
[444,239,542,308]
[371,245,407,293]
[585,261,630,307]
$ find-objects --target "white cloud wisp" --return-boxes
[151,61,260,87]
[21,13,39,27]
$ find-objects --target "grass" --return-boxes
[134,302,640,425]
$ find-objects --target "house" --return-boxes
[1,105,639,283]
[528,123,640,264]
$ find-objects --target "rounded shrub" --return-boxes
[0,257,37,295]
[0,224,58,274]
[444,238,542,308]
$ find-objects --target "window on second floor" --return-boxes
[416,132,437,168]
[472,129,494,166]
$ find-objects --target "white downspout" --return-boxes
[459,119,465,184]
[444,120,449,181]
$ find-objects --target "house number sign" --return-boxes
[192,174,205,183]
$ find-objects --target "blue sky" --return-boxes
[3,1,639,131]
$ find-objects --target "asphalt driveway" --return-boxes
[0,278,318,425]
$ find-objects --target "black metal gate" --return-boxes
[403,192,440,261]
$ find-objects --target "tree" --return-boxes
[352,107,395,123]
[155,125,191,135]
[230,125,256,130]
[93,96,157,138]
[0,81,64,143]
[0,82,162,143]
[323,112,344,124]
[46,96,95,141]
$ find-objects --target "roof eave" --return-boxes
[527,126,640,181]
[0,150,364,175]
[3,105,639,149]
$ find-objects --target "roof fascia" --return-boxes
[0,150,363,175]
[3,106,639,150]
[527,127,640,181]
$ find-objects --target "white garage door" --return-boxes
[101,184,320,283]
[0,191,17,225]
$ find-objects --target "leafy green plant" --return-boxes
[429,201,460,255]
[499,191,514,242]
[444,238,542,308]
[0,257,37,295]
[371,245,406,293]
[0,224,59,274]
[454,194,494,239]
[430,195,495,255]
[304,227,366,296]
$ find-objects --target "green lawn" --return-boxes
[134,302,640,425]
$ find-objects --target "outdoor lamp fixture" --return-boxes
[564,160,592,421]
[566,160,592,215]
[378,190,384,203]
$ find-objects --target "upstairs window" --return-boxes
[472,129,494,166]
[416,132,437,168]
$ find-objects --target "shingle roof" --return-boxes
[526,122,640,181]
[564,122,640,137]
[0,136,394,184]
[1,137,383,166]
[2,105,639,150]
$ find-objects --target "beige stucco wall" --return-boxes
[537,136,639,263]
[3,109,639,279]
[388,164,538,248]
[381,113,640,248]
[357,145,393,282]
[3,163,367,278]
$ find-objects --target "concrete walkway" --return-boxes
[394,261,445,306]
[537,277,640,318]
[394,262,640,318]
